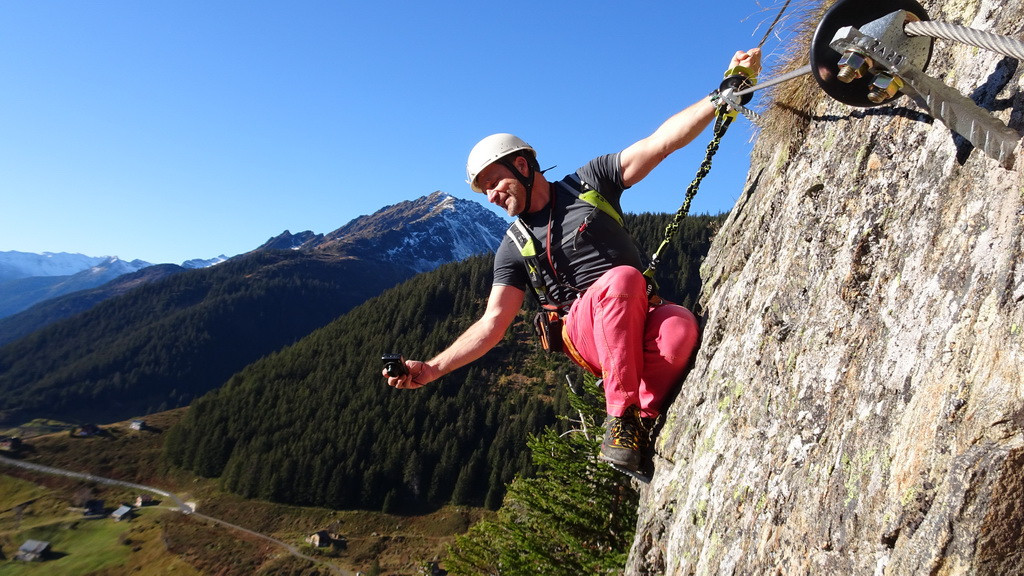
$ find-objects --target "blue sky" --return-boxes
[1,1,801,265]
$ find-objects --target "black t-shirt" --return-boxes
[492,153,645,305]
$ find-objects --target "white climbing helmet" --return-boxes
[465,133,535,193]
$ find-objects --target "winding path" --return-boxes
[0,455,352,576]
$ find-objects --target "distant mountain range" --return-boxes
[0,191,508,425]
[0,255,153,319]
[0,252,229,320]
[0,250,228,282]
[0,191,506,329]
[0,251,121,281]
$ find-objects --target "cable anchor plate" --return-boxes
[830,25,1019,168]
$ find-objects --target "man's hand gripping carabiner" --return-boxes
[709,49,761,120]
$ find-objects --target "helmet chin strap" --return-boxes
[499,157,535,214]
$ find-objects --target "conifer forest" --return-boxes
[165,213,723,513]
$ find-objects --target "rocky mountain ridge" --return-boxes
[626,0,1024,574]
[316,191,508,272]
[257,191,508,272]
[0,192,506,341]
[0,255,153,318]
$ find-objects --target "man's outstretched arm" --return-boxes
[619,48,761,188]
[384,284,525,389]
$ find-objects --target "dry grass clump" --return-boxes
[745,1,834,159]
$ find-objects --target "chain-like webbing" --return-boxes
[644,113,734,282]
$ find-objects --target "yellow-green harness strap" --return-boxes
[577,188,624,227]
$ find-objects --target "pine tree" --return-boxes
[445,373,639,575]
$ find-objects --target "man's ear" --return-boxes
[512,155,531,177]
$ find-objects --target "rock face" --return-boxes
[628,1,1024,574]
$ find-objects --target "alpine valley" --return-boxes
[0,189,722,575]
[0,191,508,425]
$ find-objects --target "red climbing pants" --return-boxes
[564,266,699,418]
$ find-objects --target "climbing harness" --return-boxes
[505,211,566,352]
[506,174,632,353]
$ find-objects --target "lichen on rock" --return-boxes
[627,1,1024,574]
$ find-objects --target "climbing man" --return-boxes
[384,48,762,475]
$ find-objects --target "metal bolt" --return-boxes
[837,50,871,83]
[867,73,904,104]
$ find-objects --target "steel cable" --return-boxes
[906,20,1024,61]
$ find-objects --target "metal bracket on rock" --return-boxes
[829,14,1019,168]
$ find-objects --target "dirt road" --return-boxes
[0,455,353,576]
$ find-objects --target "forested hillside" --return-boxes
[0,263,186,346]
[166,213,724,513]
[0,251,412,425]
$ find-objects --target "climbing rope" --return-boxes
[905,20,1024,61]
[643,113,734,285]
[641,0,799,288]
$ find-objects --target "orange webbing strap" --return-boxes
[561,325,600,377]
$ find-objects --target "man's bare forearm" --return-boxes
[428,314,509,378]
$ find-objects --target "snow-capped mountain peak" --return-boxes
[0,251,110,281]
[182,255,229,269]
[0,253,155,319]
[313,191,509,273]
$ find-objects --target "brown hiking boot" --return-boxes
[637,414,660,476]
[599,405,643,471]
[639,415,657,455]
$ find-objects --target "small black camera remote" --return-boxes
[381,353,409,377]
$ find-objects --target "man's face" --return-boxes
[477,161,526,217]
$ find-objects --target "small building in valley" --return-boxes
[83,499,106,517]
[306,530,332,547]
[306,530,345,548]
[16,539,51,562]
[111,504,134,522]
